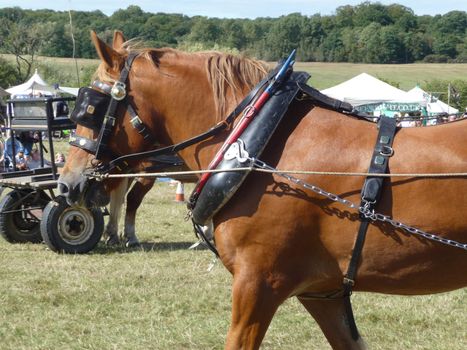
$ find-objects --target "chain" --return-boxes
[252,158,467,251]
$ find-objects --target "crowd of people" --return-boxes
[394,112,463,127]
[0,130,65,171]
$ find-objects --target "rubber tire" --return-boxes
[40,196,104,254]
[0,189,48,243]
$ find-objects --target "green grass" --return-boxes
[0,178,465,349]
[296,62,467,90]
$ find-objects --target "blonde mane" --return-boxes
[95,43,269,119]
[203,52,269,118]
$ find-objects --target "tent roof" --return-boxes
[406,86,458,114]
[321,73,423,106]
[6,69,54,96]
[6,69,78,96]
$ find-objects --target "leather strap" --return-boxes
[297,82,354,112]
[94,53,139,160]
[343,116,398,340]
[69,134,98,154]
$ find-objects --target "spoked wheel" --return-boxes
[0,188,50,243]
[40,196,104,254]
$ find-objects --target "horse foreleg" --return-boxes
[298,297,367,350]
[123,177,155,247]
[225,272,284,350]
[103,179,128,246]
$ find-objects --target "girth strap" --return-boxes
[343,116,398,341]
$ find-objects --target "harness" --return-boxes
[69,53,409,343]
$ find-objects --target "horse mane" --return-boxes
[203,52,269,118]
[95,41,269,119]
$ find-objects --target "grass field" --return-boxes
[0,140,466,349]
[297,62,467,90]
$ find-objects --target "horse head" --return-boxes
[58,30,268,206]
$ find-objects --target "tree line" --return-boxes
[0,2,466,109]
[1,3,466,62]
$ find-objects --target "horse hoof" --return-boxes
[105,235,120,246]
[125,239,140,248]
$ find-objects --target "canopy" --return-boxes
[6,69,78,97]
[321,73,423,107]
[406,86,458,115]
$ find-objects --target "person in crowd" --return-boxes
[27,148,51,169]
[55,152,66,164]
[18,131,38,160]
[15,150,28,170]
[1,131,24,169]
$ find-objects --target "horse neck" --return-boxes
[153,55,249,172]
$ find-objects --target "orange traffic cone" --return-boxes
[174,181,185,202]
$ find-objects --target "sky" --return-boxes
[1,0,466,18]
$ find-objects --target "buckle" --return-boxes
[111,81,127,100]
[343,277,355,287]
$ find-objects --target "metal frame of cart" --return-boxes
[0,96,105,253]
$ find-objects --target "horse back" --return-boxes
[221,103,467,293]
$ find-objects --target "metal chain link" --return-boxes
[252,158,467,251]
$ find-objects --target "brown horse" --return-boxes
[79,31,196,248]
[58,31,467,349]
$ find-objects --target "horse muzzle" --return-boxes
[58,176,110,208]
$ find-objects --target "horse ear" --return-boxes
[112,30,126,50]
[90,30,123,69]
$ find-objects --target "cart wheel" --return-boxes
[41,196,104,254]
[0,189,49,243]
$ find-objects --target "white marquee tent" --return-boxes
[6,70,78,97]
[406,86,458,115]
[321,73,422,106]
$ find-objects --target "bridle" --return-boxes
[70,53,148,163]
[69,52,275,174]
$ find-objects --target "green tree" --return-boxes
[186,17,223,47]
[41,22,74,57]
[0,19,52,80]
[379,25,405,63]
[221,20,246,50]
[109,6,150,39]
[263,13,303,60]
[357,22,383,63]
[0,57,21,87]
[142,13,191,48]
[353,2,392,27]
[422,79,467,111]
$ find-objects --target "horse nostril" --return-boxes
[57,182,70,196]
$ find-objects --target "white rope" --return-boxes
[90,167,467,179]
